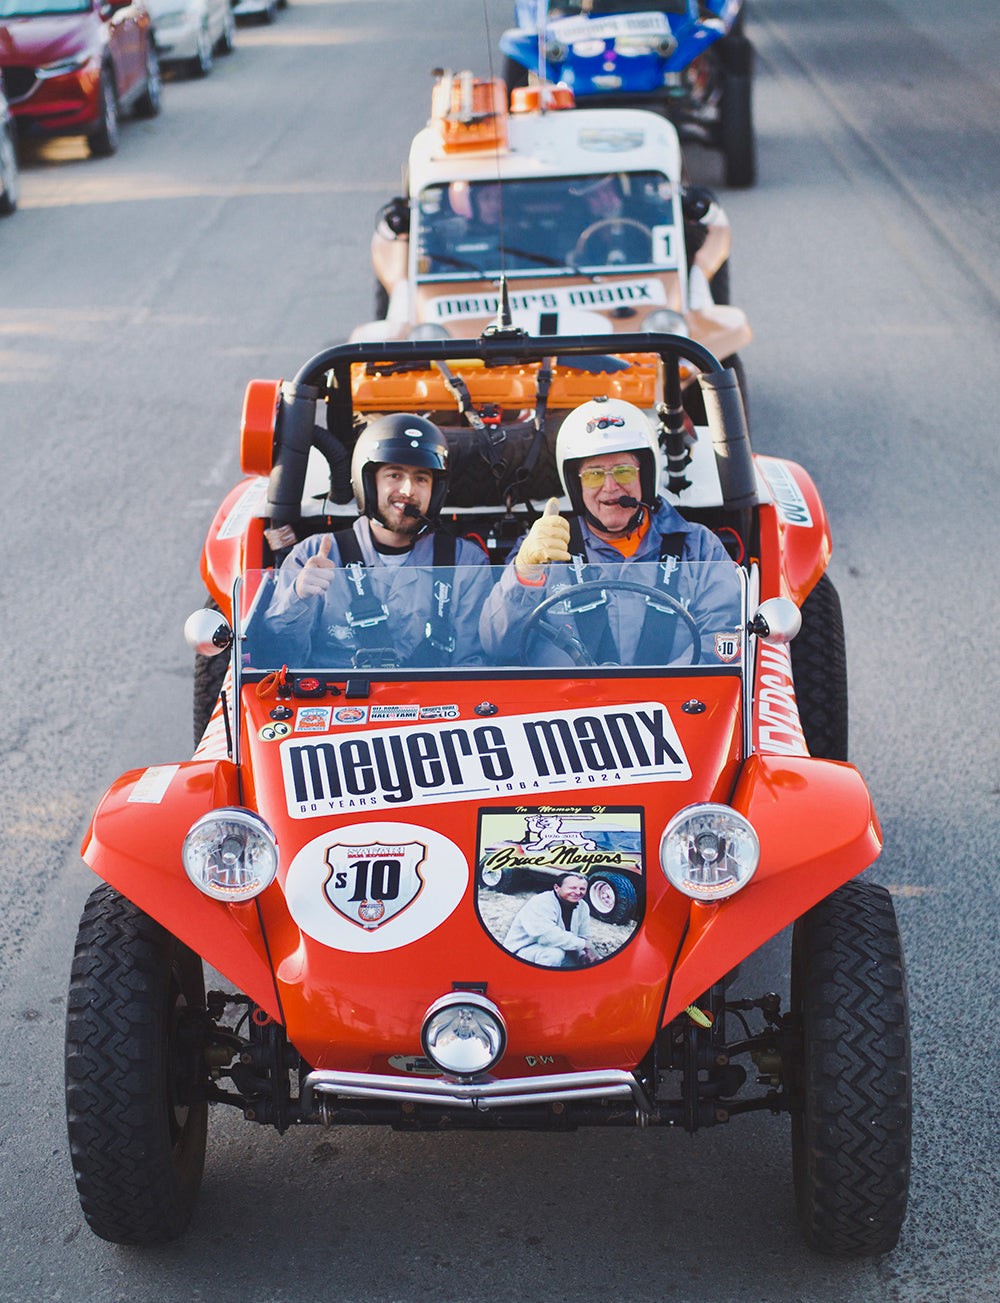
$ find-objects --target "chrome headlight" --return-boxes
[659,804,759,900]
[643,308,689,336]
[421,993,507,1077]
[547,40,567,63]
[408,322,451,341]
[182,809,278,902]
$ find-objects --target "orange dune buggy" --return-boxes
[65,331,910,1258]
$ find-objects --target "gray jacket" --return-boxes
[479,500,741,666]
[264,518,491,666]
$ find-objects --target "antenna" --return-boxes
[482,274,525,339]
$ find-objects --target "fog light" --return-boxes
[659,804,759,900]
[420,993,507,1077]
[182,808,278,902]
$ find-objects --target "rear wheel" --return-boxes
[587,871,639,925]
[189,23,214,77]
[65,883,209,1245]
[217,6,236,52]
[87,67,119,157]
[790,880,911,1256]
[719,37,756,188]
[790,574,848,761]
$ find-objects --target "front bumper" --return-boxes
[302,1067,650,1119]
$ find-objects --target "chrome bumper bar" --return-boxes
[300,1068,650,1116]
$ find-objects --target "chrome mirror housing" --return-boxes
[184,608,233,657]
[748,597,802,645]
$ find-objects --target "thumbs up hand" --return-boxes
[294,534,336,599]
[515,498,571,581]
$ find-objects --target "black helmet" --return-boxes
[351,414,450,520]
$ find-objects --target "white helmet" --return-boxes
[555,397,664,518]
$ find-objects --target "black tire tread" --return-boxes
[65,883,208,1244]
[790,573,849,761]
[791,880,911,1257]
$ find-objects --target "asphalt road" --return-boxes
[0,1,997,1299]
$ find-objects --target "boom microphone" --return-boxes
[402,503,434,529]
[615,496,642,509]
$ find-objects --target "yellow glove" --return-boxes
[515,498,571,580]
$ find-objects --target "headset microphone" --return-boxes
[402,503,434,529]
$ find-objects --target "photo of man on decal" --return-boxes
[475,807,644,968]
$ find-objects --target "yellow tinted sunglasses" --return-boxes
[577,464,640,489]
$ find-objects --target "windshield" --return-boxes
[0,0,89,14]
[239,560,745,675]
[415,173,677,280]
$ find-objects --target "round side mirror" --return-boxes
[748,597,802,645]
[184,608,233,657]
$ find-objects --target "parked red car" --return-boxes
[0,0,161,157]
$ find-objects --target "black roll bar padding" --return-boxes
[267,381,321,528]
[312,426,353,504]
[698,367,759,510]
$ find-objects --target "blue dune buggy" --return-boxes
[500,1,755,187]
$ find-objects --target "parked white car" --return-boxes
[147,0,236,77]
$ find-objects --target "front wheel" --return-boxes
[790,880,911,1256]
[87,67,119,157]
[587,871,639,925]
[65,883,209,1244]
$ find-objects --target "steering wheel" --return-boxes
[572,218,654,267]
[518,579,702,667]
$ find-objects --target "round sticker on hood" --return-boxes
[284,821,469,952]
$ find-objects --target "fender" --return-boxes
[200,475,267,615]
[754,456,831,604]
[663,753,881,1022]
[81,759,282,1019]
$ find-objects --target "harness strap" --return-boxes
[561,519,688,665]
[333,527,458,665]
